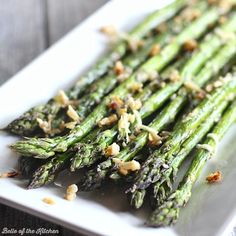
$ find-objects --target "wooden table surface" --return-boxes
[0,1,107,235]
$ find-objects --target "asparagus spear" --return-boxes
[18,156,46,178]
[50,1,209,132]
[70,56,188,171]
[11,8,221,158]
[148,98,236,227]
[129,73,236,199]
[130,40,236,208]
[152,94,229,207]
[75,32,236,192]
[6,0,187,137]
[50,33,170,131]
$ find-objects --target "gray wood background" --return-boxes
[0,1,107,235]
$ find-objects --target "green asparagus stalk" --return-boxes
[6,0,187,137]
[11,9,221,158]
[27,75,181,188]
[129,73,236,197]
[148,98,236,227]
[18,156,46,178]
[27,128,102,188]
[152,95,229,207]
[26,55,192,189]
[49,33,171,133]
[70,56,188,171]
[130,40,236,208]
[75,33,236,192]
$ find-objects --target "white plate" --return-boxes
[0,1,236,235]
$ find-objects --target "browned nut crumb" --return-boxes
[98,114,118,127]
[169,70,181,82]
[149,44,161,57]
[183,39,198,52]
[127,97,142,111]
[219,16,227,24]
[184,81,202,92]
[100,25,117,37]
[155,23,167,33]
[148,133,162,146]
[195,90,206,100]
[112,158,140,175]
[128,38,144,52]
[104,143,120,157]
[114,61,124,76]
[108,95,124,110]
[129,82,143,93]
[206,170,222,183]
[182,8,201,21]
[0,171,19,178]
[37,118,51,134]
[67,105,80,122]
[54,90,69,106]
[64,184,78,201]
[205,84,214,93]
[64,121,77,130]
[42,197,56,205]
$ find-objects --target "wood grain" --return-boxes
[47,0,107,44]
[0,0,47,85]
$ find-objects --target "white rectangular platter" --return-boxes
[1,0,236,235]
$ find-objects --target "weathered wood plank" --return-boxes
[0,0,47,85]
[46,0,108,44]
[0,1,107,235]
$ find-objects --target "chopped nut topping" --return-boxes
[183,39,198,51]
[64,121,77,130]
[0,171,19,178]
[182,8,201,21]
[169,70,181,82]
[129,82,143,93]
[184,81,203,92]
[213,80,224,88]
[148,133,162,146]
[160,81,166,88]
[117,108,127,116]
[64,184,78,201]
[206,170,222,183]
[219,16,227,24]
[138,124,162,146]
[112,158,140,175]
[205,84,214,93]
[136,70,149,82]
[114,61,124,76]
[118,113,131,142]
[208,0,218,4]
[127,114,135,123]
[67,105,80,122]
[215,28,236,42]
[108,96,124,110]
[148,71,159,81]
[98,114,118,127]
[42,197,55,205]
[195,90,206,100]
[54,90,70,107]
[105,143,120,156]
[149,44,161,57]
[100,25,117,37]
[155,23,167,33]
[37,118,51,134]
[127,97,142,111]
[128,38,144,52]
